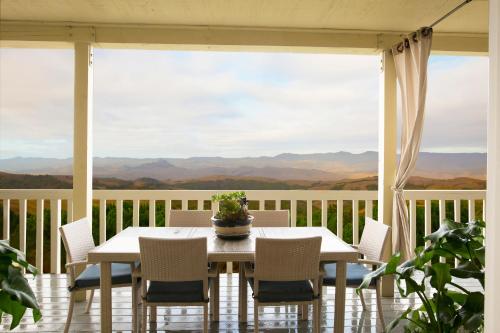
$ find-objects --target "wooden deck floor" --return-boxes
[2,273,481,332]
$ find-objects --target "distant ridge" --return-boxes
[0,151,486,181]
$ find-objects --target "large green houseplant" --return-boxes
[358,220,485,333]
[0,241,41,330]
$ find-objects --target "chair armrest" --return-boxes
[243,262,254,278]
[65,260,88,269]
[132,265,142,279]
[357,259,385,266]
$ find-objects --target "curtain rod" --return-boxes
[429,0,472,28]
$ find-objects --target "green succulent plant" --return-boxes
[358,220,485,333]
[211,191,249,222]
[0,240,41,330]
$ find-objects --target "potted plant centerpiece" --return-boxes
[211,191,254,240]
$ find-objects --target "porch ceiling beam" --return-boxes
[0,21,488,54]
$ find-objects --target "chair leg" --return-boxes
[132,279,138,333]
[64,293,75,333]
[203,303,209,333]
[214,274,220,321]
[84,290,94,314]
[141,302,147,333]
[376,282,386,330]
[359,289,367,311]
[150,305,157,323]
[254,301,259,332]
[313,300,320,333]
[301,304,308,320]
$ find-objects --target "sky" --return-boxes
[0,48,489,159]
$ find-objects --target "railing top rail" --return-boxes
[0,188,486,201]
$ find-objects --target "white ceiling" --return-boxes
[0,0,489,34]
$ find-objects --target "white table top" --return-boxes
[87,227,358,263]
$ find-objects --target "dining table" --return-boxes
[87,226,359,332]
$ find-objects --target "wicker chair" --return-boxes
[136,237,217,333]
[248,210,289,227]
[168,209,220,320]
[321,217,390,327]
[244,237,322,333]
[169,210,212,227]
[59,218,139,333]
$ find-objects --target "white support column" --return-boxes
[485,0,500,331]
[378,49,397,297]
[73,42,93,302]
[73,42,93,221]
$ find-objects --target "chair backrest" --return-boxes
[59,218,95,263]
[169,210,212,227]
[139,237,208,283]
[358,217,391,261]
[254,237,322,282]
[248,210,289,227]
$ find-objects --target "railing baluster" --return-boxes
[307,200,312,227]
[259,200,265,211]
[19,199,27,255]
[133,200,140,227]
[67,199,73,223]
[365,200,373,219]
[468,200,476,221]
[181,200,188,210]
[2,199,10,240]
[439,200,447,263]
[321,200,328,227]
[409,200,416,252]
[454,199,461,222]
[197,200,203,210]
[454,199,462,267]
[99,200,107,244]
[352,200,359,244]
[36,199,44,273]
[149,200,156,227]
[116,200,123,233]
[165,200,171,227]
[212,201,219,218]
[482,200,486,221]
[276,200,281,210]
[425,200,432,246]
[291,200,297,227]
[50,199,61,274]
[337,200,343,239]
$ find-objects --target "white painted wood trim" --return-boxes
[409,200,417,252]
[321,200,328,227]
[116,199,123,233]
[0,22,488,54]
[149,200,156,227]
[19,199,27,254]
[36,199,44,272]
[352,200,359,244]
[133,200,139,227]
[99,200,106,244]
[50,199,61,274]
[73,42,93,222]
[337,200,343,239]
[485,0,500,330]
[2,199,9,240]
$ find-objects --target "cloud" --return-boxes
[0,49,488,159]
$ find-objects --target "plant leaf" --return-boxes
[0,291,27,330]
[430,263,451,290]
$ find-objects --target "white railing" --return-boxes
[0,189,486,274]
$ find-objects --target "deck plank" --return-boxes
[3,273,481,332]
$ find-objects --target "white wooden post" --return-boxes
[73,42,93,222]
[378,49,397,297]
[73,42,93,302]
[485,0,500,330]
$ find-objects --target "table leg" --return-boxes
[334,261,346,333]
[239,262,248,322]
[100,261,112,333]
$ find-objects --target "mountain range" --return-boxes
[0,151,486,181]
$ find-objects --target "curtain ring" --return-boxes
[404,39,410,48]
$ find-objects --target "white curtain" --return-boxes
[392,28,433,261]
